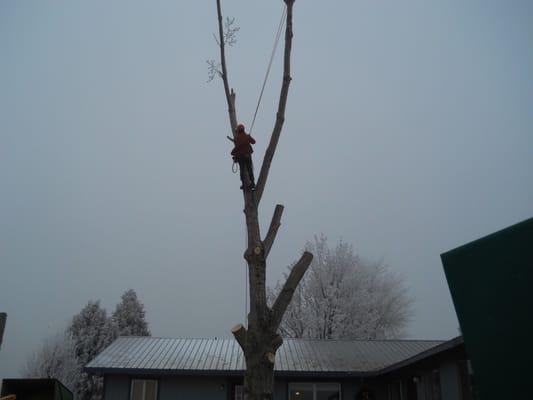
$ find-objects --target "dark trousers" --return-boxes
[236,155,255,188]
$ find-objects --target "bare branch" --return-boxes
[271,250,313,329]
[231,323,247,351]
[216,0,238,133]
[263,204,284,257]
[255,0,295,203]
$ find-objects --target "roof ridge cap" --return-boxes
[117,336,449,342]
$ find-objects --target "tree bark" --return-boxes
[215,1,311,399]
[0,313,6,350]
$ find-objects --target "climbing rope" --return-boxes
[248,5,286,136]
[244,223,249,327]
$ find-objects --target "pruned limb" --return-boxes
[272,334,283,351]
[271,251,313,329]
[265,352,276,364]
[216,0,238,133]
[263,204,284,258]
[231,323,247,351]
[255,0,295,204]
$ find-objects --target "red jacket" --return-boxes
[231,131,256,157]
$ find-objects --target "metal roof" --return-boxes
[86,337,446,377]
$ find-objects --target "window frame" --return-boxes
[129,378,158,400]
[234,384,244,400]
[288,382,342,400]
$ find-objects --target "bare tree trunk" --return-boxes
[215,1,311,399]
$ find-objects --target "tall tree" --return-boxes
[68,300,117,400]
[212,1,313,398]
[22,331,81,397]
[112,289,151,337]
[270,235,413,340]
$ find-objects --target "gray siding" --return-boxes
[440,362,461,400]
[159,377,228,400]
[105,376,230,400]
[104,375,130,400]
[274,380,287,400]
[104,375,393,400]
[103,362,462,400]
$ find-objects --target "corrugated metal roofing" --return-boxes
[86,337,444,376]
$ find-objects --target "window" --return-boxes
[289,383,341,400]
[130,379,158,400]
[235,385,244,400]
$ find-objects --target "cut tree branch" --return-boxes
[263,204,284,257]
[271,251,313,330]
[265,352,276,364]
[272,334,283,351]
[231,323,247,351]
[216,0,238,134]
[255,0,295,204]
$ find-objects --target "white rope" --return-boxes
[248,5,286,136]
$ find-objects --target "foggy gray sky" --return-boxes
[1,0,532,379]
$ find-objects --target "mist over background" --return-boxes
[1,0,532,379]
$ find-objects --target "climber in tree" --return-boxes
[231,123,256,190]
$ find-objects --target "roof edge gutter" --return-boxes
[84,367,378,379]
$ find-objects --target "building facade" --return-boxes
[86,336,476,400]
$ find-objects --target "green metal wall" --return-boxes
[441,217,533,400]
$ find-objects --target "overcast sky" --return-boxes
[1,0,532,379]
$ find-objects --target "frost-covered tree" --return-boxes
[269,235,413,340]
[22,331,81,397]
[68,300,117,400]
[112,289,150,336]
